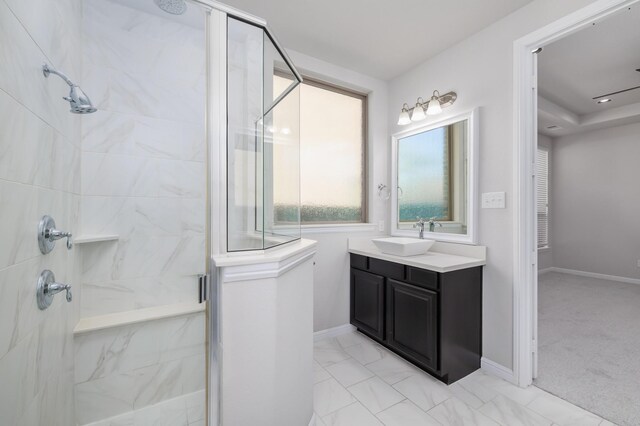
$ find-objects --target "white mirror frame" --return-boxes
[390,108,479,244]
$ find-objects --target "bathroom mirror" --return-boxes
[391,109,478,244]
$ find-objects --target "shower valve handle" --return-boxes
[38,215,73,254]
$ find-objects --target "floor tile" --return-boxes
[343,341,387,365]
[314,360,332,384]
[449,382,486,409]
[366,352,421,385]
[335,332,370,349]
[472,371,545,406]
[455,371,499,405]
[325,358,374,387]
[314,339,351,368]
[527,393,601,426]
[393,373,452,411]
[376,399,441,426]
[479,394,553,426]
[428,397,499,426]
[347,376,405,414]
[313,378,356,417]
[321,402,384,426]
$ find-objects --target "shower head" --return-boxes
[154,0,187,15]
[42,64,97,114]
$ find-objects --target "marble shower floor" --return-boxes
[313,331,615,426]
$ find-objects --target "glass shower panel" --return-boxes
[227,18,264,251]
[263,83,301,248]
[227,17,301,252]
[74,1,208,425]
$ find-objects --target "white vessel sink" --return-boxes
[372,237,435,257]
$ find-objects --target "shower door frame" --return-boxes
[192,1,303,424]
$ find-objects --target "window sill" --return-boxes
[301,223,377,234]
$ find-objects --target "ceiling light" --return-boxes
[426,91,443,115]
[597,98,611,104]
[397,104,411,125]
[410,98,426,122]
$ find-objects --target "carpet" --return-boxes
[535,271,640,426]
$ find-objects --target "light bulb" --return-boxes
[427,96,442,115]
[397,105,411,125]
[410,99,426,122]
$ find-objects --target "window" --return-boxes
[536,147,549,249]
[274,75,367,223]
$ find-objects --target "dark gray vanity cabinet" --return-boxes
[350,253,482,384]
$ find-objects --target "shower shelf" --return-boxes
[74,234,119,244]
[73,302,204,335]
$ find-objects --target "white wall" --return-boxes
[388,0,597,370]
[551,122,640,280]
[0,0,82,424]
[538,134,554,271]
[285,50,388,332]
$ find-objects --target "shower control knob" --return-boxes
[38,215,73,254]
[37,270,72,310]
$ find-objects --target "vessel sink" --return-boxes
[372,237,435,257]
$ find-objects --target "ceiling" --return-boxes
[538,5,640,137]
[218,0,533,80]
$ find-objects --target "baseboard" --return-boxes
[545,267,640,286]
[481,357,516,384]
[538,267,553,275]
[314,324,356,342]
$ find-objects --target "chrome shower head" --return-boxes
[154,0,187,15]
[42,64,97,114]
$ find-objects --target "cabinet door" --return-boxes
[350,268,385,341]
[386,279,438,371]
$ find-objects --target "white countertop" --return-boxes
[348,237,486,273]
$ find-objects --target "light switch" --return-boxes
[481,192,506,209]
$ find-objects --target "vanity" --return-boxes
[348,238,486,384]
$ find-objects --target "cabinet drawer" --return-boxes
[350,253,368,271]
[369,258,405,280]
[406,266,439,291]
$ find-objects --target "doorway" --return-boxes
[514,0,640,424]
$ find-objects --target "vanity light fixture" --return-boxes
[397,90,457,125]
[410,98,427,122]
[397,104,411,125]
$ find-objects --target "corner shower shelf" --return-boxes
[74,234,120,244]
[73,302,205,335]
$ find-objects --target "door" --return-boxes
[386,279,438,371]
[350,268,385,340]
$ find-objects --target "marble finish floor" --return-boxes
[313,331,615,426]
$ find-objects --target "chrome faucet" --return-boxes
[427,217,442,232]
[413,217,427,239]
[413,217,442,238]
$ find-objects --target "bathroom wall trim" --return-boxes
[544,267,640,286]
[313,324,357,342]
[512,0,639,388]
[481,357,515,383]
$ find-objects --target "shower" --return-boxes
[42,63,97,114]
[154,0,187,15]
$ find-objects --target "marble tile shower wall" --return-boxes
[0,0,82,425]
[72,1,207,424]
[79,0,206,318]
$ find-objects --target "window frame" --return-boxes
[296,75,369,225]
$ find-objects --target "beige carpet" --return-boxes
[535,271,640,426]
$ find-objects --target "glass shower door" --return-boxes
[73,1,208,425]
